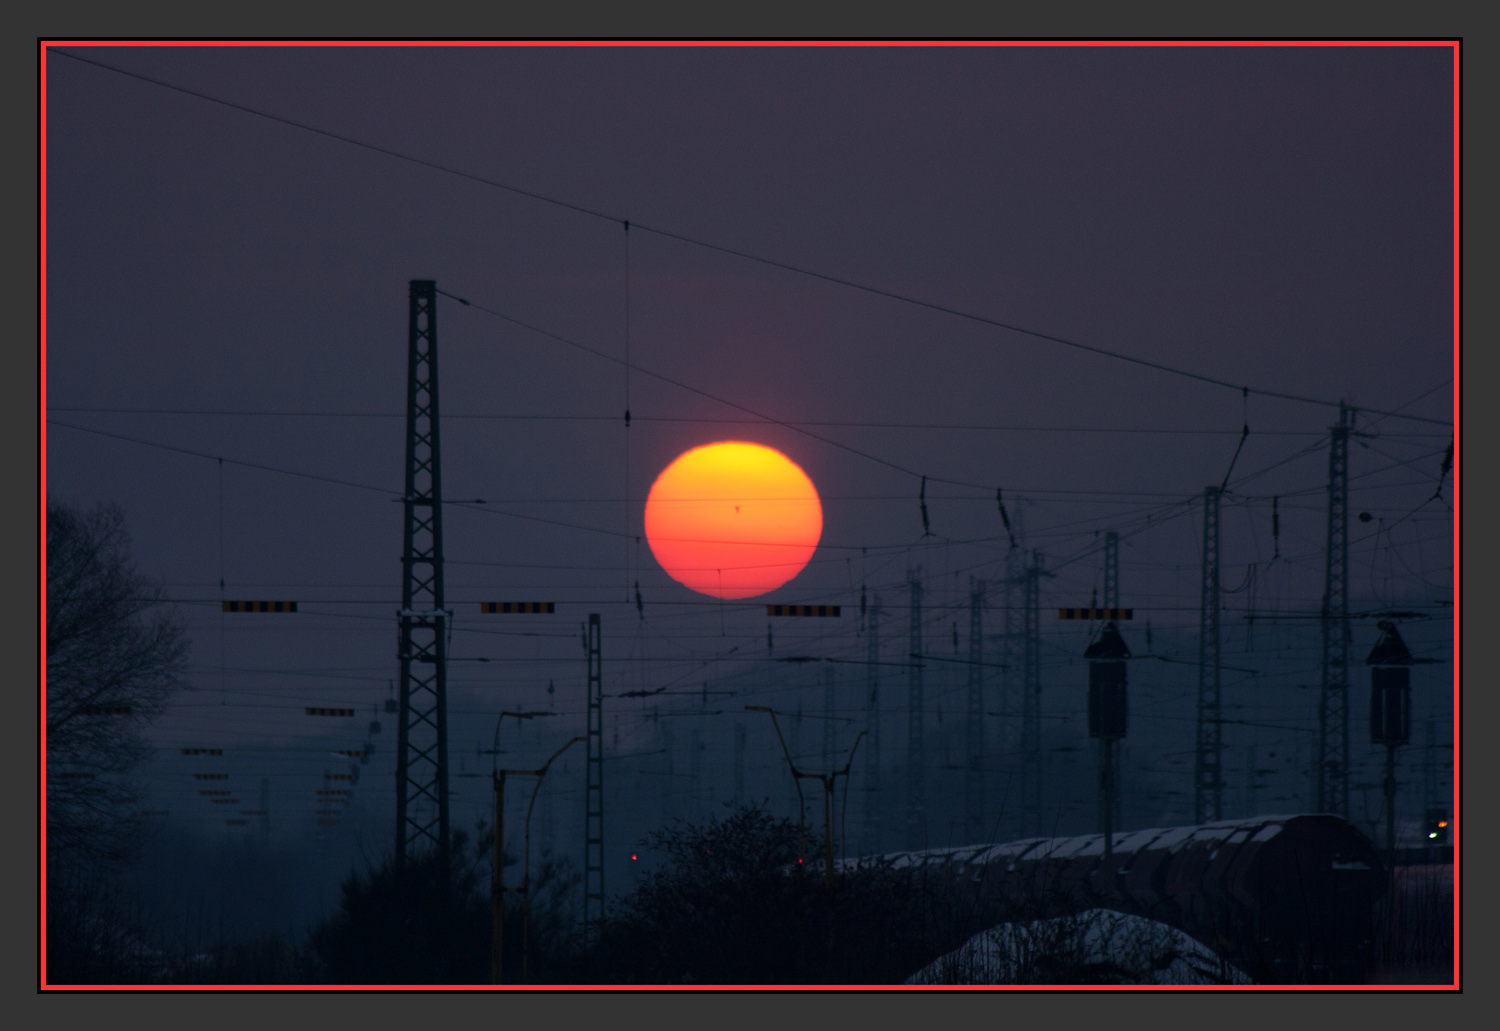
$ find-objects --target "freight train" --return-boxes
[857,814,1385,984]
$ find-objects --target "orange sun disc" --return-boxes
[644,442,823,599]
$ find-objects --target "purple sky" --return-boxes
[44,44,1455,912]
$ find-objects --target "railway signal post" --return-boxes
[1062,607,1133,889]
[1367,620,1414,860]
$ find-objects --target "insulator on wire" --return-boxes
[997,488,1017,549]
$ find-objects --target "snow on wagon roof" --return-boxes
[861,815,1305,870]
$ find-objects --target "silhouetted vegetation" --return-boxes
[307,822,580,985]
[558,803,985,984]
[46,500,189,985]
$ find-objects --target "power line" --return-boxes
[49,48,1452,429]
[50,406,1439,437]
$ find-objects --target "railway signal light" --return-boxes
[1367,621,1414,746]
[1367,621,1419,858]
[222,601,298,613]
[1424,809,1449,844]
[1084,622,1130,740]
[1082,619,1132,887]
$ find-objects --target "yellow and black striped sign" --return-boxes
[1057,607,1133,621]
[193,773,228,780]
[82,704,131,716]
[199,789,232,796]
[223,601,298,613]
[305,707,355,717]
[767,605,841,618]
[181,748,222,756]
[225,819,249,826]
[325,773,357,781]
[481,602,555,614]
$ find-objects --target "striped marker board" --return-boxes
[481,602,555,614]
[1056,607,1134,621]
[223,601,298,613]
[305,707,355,717]
[767,605,841,618]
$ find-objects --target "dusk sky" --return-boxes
[43,43,1455,936]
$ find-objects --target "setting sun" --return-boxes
[643,442,823,599]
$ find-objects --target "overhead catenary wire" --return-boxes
[49,48,1452,429]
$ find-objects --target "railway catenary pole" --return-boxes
[863,593,882,856]
[395,279,451,877]
[1001,549,1023,839]
[1103,531,1122,828]
[1318,404,1352,818]
[1195,487,1223,824]
[907,571,925,849]
[583,613,605,942]
[823,664,836,769]
[964,578,986,844]
[1021,552,1042,837]
[746,706,865,893]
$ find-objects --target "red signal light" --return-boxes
[631,854,637,860]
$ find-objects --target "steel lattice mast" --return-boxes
[863,594,882,855]
[395,279,450,874]
[1102,531,1122,829]
[1021,552,1042,836]
[1318,404,1351,817]
[583,614,604,939]
[964,578,986,843]
[1195,486,1222,824]
[1001,549,1022,837]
